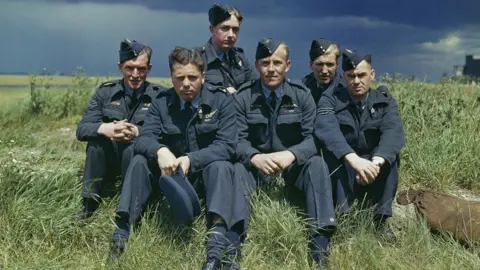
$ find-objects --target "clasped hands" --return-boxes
[250,150,296,176]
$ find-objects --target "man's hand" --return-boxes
[344,153,380,185]
[176,156,191,175]
[372,156,386,167]
[226,87,237,95]
[98,120,135,141]
[120,122,139,140]
[157,147,178,176]
[269,150,296,170]
[250,153,282,176]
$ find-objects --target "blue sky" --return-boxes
[2,0,480,81]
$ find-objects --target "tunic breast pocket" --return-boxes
[161,124,184,156]
[337,115,356,146]
[205,70,224,86]
[103,108,125,122]
[246,114,268,147]
[233,69,248,86]
[195,122,219,148]
[132,108,148,126]
[363,119,382,149]
[276,113,303,146]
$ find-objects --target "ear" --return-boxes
[371,68,376,81]
[209,25,214,34]
[284,59,291,73]
[309,61,314,71]
[148,64,152,72]
[117,62,122,72]
[201,72,205,84]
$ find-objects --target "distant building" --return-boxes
[463,55,480,78]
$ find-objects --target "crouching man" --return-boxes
[229,38,337,269]
[315,49,406,241]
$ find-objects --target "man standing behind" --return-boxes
[303,39,344,105]
[75,39,166,219]
[315,49,405,242]
[231,38,336,269]
[108,47,237,270]
[195,4,256,94]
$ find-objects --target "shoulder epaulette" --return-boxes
[237,79,256,93]
[151,83,169,92]
[99,80,118,88]
[205,84,228,94]
[233,47,244,53]
[376,85,390,97]
[286,78,308,91]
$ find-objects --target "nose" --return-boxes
[182,78,190,88]
[227,28,234,38]
[353,76,360,84]
[131,68,139,77]
[267,63,275,72]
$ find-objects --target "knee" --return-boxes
[129,154,149,169]
[86,140,111,156]
[305,155,329,175]
[121,144,135,163]
[205,160,234,174]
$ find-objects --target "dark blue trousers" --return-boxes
[116,154,235,228]
[323,151,399,217]
[81,139,134,199]
[231,155,337,236]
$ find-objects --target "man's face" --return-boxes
[344,60,375,100]
[210,16,240,51]
[118,53,151,90]
[256,46,291,90]
[310,52,338,85]
[171,63,204,102]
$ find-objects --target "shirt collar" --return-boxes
[179,92,201,110]
[123,81,144,98]
[211,41,227,61]
[349,91,369,107]
[261,83,283,100]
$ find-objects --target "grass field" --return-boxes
[0,75,480,269]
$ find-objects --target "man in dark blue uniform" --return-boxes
[230,38,336,269]
[76,39,167,219]
[195,4,255,94]
[108,47,237,270]
[315,49,406,244]
[302,39,344,105]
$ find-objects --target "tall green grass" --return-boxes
[0,74,479,269]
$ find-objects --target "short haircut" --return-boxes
[280,43,290,60]
[229,7,243,24]
[139,46,153,65]
[168,46,204,73]
[325,44,341,59]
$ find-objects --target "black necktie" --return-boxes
[269,92,278,110]
[184,102,194,119]
[127,92,138,111]
[357,101,364,113]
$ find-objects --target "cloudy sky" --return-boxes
[2,0,480,81]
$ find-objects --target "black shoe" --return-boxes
[76,198,99,220]
[376,225,397,241]
[106,232,128,265]
[312,250,329,270]
[374,216,397,242]
[201,258,221,270]
[223,252,241,270]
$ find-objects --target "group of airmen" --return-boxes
[75,3,406,269]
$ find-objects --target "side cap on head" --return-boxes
[119,39,146,63]
[255,38,282,60]
[342,48,372,71]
